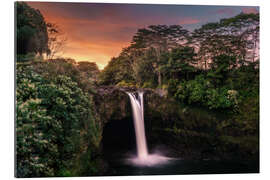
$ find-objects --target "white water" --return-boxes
[127,92,148,158]
[127,92,171,166]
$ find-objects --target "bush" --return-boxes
[116,80,137,88]
[27,59,97,94]
[167,79,179,95]
[141,81,156,88]
[17,53,42,62]
[206,88,231,109]
[16,65,101,177]
[174,75,208,105]
[234,96,259,135]
[174,75,239,110]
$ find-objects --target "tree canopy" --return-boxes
[16,2,49,57]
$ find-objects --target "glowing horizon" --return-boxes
[27,2,259,70]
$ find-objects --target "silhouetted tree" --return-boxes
[131,25,190,86]
[77,61,100,81]
[46,23,67,59]
[16,2,49,57]
[192,13,259,69]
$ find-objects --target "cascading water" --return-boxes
[126,91,171,166]
[127,92,148,159]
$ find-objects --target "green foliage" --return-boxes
[77,61,100,81]
[98,56,134,85]
[16,68,57,177]
[133,49,158,87]
[174,75,208,105]
[219,95,259,135]
[160,47,197,81]
[207,55,237,87]
[16,64,101,177]
[116,80,137,88]
[17,52,42,62]
[193,13,259,65]
[142,81,155,88]
[233,62,259,95]
[205,88,237,109]
[174,75,239,110]
[16,2,49,57]
[99,25,191,87]
[167,79,180,96]
[29,59,97,94]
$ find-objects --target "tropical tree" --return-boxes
[130,25,190,86]
[98,56,134,85]
[132,48,158,87]
[46,23,67,59]
[16,2,49,59]
[207,54,237,87]
[192,13,259,69]
[160,46,197,81]
[77,61,100,82]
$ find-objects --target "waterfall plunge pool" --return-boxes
[101,91,259,176]
[101,115,258,176]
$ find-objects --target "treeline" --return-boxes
[99,13,259,111]
[98,12,259,156]
[16,2,67,61]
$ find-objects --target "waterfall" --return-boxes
[126,91,171,166]
[126,92,172,166]
[127,92,148,159]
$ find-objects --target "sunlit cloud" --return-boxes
[26,2,259,70]
[179,17,200,25]
[213,8,236,16]
[242,7,258,14]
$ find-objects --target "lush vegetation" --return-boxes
[16,60,103,177]
[98,12,259,160]
[98,12,259,116]
[16,2,49,61]
[16,2,259,177]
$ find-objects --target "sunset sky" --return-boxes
[27,2,259,69]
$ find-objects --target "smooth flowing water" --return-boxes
[127,92,170,166]
[127,92,148,158]
[103,94,258,175]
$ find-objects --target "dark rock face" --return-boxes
[93,86,258,162]
[93,86,165,125]
[93,86,183,155]
[94,87,130,124]
[96,86,160,96]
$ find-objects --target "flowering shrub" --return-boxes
[227,90,239,109]
[16,65,101,177]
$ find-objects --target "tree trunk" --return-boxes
[252,31,258,63]
[158,70,162,87]
[156,49,162,87]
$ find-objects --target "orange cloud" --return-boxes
[25,2,256,70]
[242,7,258,14]
[213,8,235,15]
[27,2,137,70]
[179,17,200,25]
[26,2,204,69]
